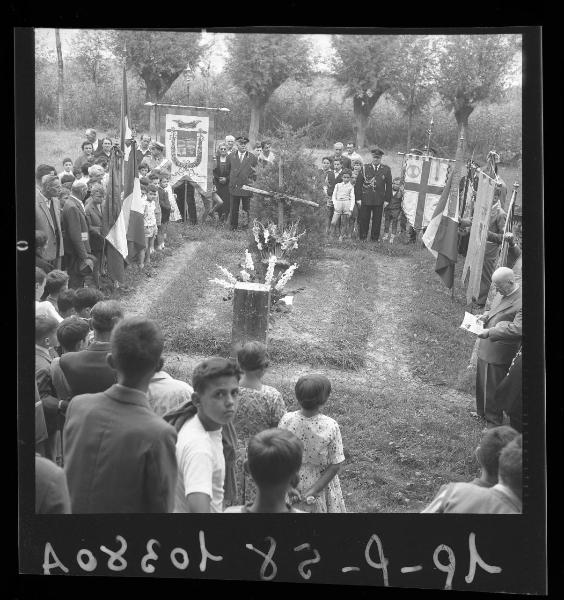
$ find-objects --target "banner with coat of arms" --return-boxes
[461,170,497,304]
[402,154,452,230]
[165,113,209,192]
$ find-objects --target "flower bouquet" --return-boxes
[209,251,299,308]
[252,219,306,263]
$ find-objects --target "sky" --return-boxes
[34,29,335,72]
[34,29,520,83]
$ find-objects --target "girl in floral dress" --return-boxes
[233,342,287,505]
[278,374,346,513]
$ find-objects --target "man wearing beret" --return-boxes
[228,136,258,230]
[356,148,392,242]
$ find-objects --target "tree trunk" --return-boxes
[454,105,473,159]
[352,94,381,150]
[145,84,160,142]
[248,101,265,147]
[55,29,64,131]
[406,111,413,153]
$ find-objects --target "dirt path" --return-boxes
[365,252,473,407]
[120,241,202,318]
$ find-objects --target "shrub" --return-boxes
[249,122,327,271]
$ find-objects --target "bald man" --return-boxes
[331,142,352,170]
[225,135,236,154]
[475,267,522,428]
[85,128,102,155]
[62,181,94,289]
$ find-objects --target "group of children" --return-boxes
[320,155,415,243]
[137,163,182,269]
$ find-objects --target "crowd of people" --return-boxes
[33,294,522,515]
[33,130,523,516]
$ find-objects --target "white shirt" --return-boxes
[331,181,356,210]
[174,415,225,513]
[346,151,363,163]
[35,300,63,323]
[147,371,193,417]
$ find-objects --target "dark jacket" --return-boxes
[63,384,178,513]
[35,189,64,262]
[85,201,104,253]
[331,154,352,170]
[213,156,231,187]
[61,195,91,260]
[59,341,117,397]
[477,288,522,365]
[357,163,393,206]
[319,168,336,200]
[228,151,258,197]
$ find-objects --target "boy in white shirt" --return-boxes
[330,169,355,241]
[174,357,241,513]
[140,184,158,269]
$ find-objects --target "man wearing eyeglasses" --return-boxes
[475,267,522,429]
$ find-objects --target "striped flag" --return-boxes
[102,148,126,282]
[422,167,459,288]
[102,63,144,282]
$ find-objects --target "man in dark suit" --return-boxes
[85,183,105,286]
[63,317,178,513]
[228,136,258,230]
[357,148,393,242]
[85,128,102,155]
[331,142,352,170]
[62,180,94,289]
[54,300,123,404]
[136,133,152,166]
[476,267,522,428]
[35,170,64,269]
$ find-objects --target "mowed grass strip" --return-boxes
[400,247,477,393]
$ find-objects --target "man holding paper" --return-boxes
[475,267,522,428]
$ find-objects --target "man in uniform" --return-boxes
[475,267,522,428]
[356,148,392,242]
[228,136,258,230]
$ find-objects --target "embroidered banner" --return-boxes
[402,154,451,230]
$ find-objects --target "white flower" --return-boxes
[240,270,251,282]
[217,265,237,285]
[257,242,263,250]
[210,278,235,290]
[244,249,255,271]
[264,255,277,287]
[274,263,298,291]
[264,229,270,244]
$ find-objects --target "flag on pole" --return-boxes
[101,61,143,283]
[422,166,459,288]
[119,60,144,258]
[402,154,452,230]
[461,170,497,304]
[102,148,126,283]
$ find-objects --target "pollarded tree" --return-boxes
[435,34,519,156]
[388,36,437,152]
[331,35,401,148]
[112,30,209,131]
[224,34,312,144]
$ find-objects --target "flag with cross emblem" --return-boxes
[402,154,452,230]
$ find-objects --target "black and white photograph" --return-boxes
[18,26,546,592]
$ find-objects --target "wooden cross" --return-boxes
[241,158,318,230]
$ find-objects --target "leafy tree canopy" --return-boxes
[435,34,519,124]
[332,35,400,103]
[225,34,311,107]
[112,30,209,100]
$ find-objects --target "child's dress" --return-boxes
[166,184,182,222]
[278,411,346,513]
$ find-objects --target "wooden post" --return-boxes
[231,282,271,356]
[278,157,284,230]
[184,182,188,223]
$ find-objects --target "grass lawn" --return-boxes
[139,220,483,512]
[34,127,499,512]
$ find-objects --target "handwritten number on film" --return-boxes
[42,531,501,586]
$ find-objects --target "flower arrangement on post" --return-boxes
[252,218,306,262]
[209,251,300,310]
